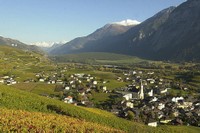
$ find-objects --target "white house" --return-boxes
[148,89,153,97]
[11,80,17,85]
[79,91,85,96]
[65,86,70,91]
[147,72,154,75]
[148,121,157,127]
[6,79,17,85]
[132,71,137,75]
[160,119,172,124]
[178,102,193,109]
[56,80,63,84]
[147,78,154,81]
[158,103,165,110]
[160,88,168,94]
[71,84,76,88]
[0,79,4,84]
[159,79,163,82]
[126,102,134,108]
[117,77,122,81]
[103,81,107,84]
[69,81,74,84]
[172,97,184,103]
[35,74,40,77]
[101,86,107,92]
[123,93,132,101]
[149,80,155,84]
[75,73,84,78]
[64,96,73,103]
[173,111,179,117]
[3,76,9,79]
[39,78,45,82]
[93,81,97,85]
[150,97,158,102]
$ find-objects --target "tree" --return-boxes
[127,111,135,121]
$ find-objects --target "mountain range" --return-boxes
[50,19,140,55]
[31,41,67,53]
[0,36,43,53]
[50,0,200,61]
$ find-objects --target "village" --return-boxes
[0,65,199,127]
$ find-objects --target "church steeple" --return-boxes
[139,80,144,100]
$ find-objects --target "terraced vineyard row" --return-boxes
[0,108,124,133]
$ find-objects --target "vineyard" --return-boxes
[0,85,142,132]
[0,108,123,133]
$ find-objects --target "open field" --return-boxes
[50,52,148,65]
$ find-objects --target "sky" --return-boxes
[0,0,186,45]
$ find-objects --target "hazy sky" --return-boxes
[0,0,186,44]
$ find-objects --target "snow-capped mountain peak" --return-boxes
[112,19,141,26]
[30,41,67,48]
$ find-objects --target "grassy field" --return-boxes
[92,93,110,103]
[12,83,57,96]
[50,52,147,65]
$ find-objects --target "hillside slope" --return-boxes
[143,0,200,61]
[0,36,43,53]
[0,46,53,82]
[0,85,141,132]
[117,0,200,61]
[0,85,199,133]
[0,108,123,133]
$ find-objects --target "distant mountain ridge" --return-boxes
[50,19,140,55]
[0,36,43,53]
[50,0,200,61]
[31,41,67,48]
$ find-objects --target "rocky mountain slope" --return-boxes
[50,20,140,55]
[50,0,200,61]
[120,0,200,61]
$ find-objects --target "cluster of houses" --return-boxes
[2,64,199,127]
[34,72,108,106]
[108,70,200,127]
[0,75,17,85]
[30,68,200,127]
[62,73,109,106]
